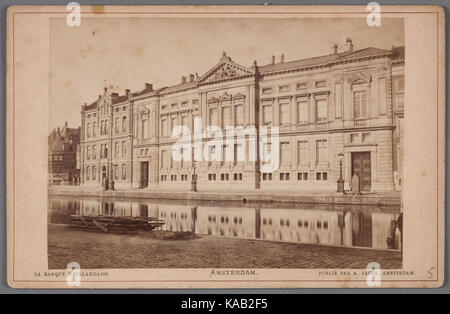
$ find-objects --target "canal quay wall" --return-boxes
[48,186,401,207]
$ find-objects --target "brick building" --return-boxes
[48,122,81,185]
[79,39,404,192]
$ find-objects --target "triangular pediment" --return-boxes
[198,52,255,84]
[348,72,372,85]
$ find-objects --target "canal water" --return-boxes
[48,195,402,251]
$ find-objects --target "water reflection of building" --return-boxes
[49,196,401,250]
[195,207,259,239]
[157,205,197,232]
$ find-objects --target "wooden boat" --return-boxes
[69,215,165,234]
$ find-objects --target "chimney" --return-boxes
[279,54,285,63]
[98,95,101,100]
[111,92,119,98]
[189,74,195,82]
[346,38,354,52]
[125,89,130,98]
[181,76,187,84]
[271,55,275,65]
[145,83,153,91]
[65,121,68,127]
[331,43,338,54]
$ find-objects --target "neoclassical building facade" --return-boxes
[79,40,404,192]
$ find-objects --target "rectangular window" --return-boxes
[209,108,218,126]
[297,99,309,124]
[233,173,243,181]
[181,116,189,134]
[297,82,308,90]
[316,98,328,122]
[316,172,328,181]
[161,119,168,137]
[297,172,308,181]
[115,117,119,133]
[280,142,290,164]
[234,104,244,126]
[279,85,290,92]
[297,141,309,165]
[262,173,273,181]
[315,80,326,88]
[122,141,126,157]
[279,172,290,181]
[161,150,167,169]
[92,145,96,159]
[262,104,272,125]
[122,116,127,132]
[222,106,231,128]
[86,123,90,138]
[122,164,126,180]
[394,77,404,109]
[92,166,96,180]
[279,101,290,125]
[353,90,367,119]
[86,146,90,160]
[316,140,328,163]
[86,166,90,180]
[171,117,177,133]
[262,87,273,94]
[115,142,119,157]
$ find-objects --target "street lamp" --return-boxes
[336,152,344,194]
[191,162,197,192]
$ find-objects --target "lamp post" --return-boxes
[191,162,197,192]
[336,152,344,194]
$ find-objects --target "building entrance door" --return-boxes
[351,152,371,192]
[140,161,149,188]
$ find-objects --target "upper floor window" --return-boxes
[86,123,91,138]
[234,103,244,126]
[353,90,368,119]
[209,108,218,126]
[279,100,290,125]
[316,98,328,122]
[122,116,127,132]
[280,141,290,164]
[262,87,273,94]
[122,141,126,157]
[93,122,97,137]
[115,117,120,133]
[262,103,272,125]
[93,145,96,159]
[161,119,168,137]
[316,140,328,163]
[297,82,308,90]
[86,146,90,160]
[315,80,326,88]
[297,141,309,165]
[394,77,404,110]
[222,106,231,128]
[297,98,309,124]
[279,85,290,93]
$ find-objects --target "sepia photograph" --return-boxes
[6,5,445,290]
[47,15,404,270]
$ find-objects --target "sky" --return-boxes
[49,17,404,131]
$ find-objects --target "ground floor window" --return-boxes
[208,174,217,181]
[122,164,126,180]
[297,172,308,181]
[220,173,230,181]
[181,174,188,181]
[161,175,167,181]
[171,175,177,181]
[316,172,328,181]
[233,173,243,181]
[262,173,273,181]
[279,172,290,181]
